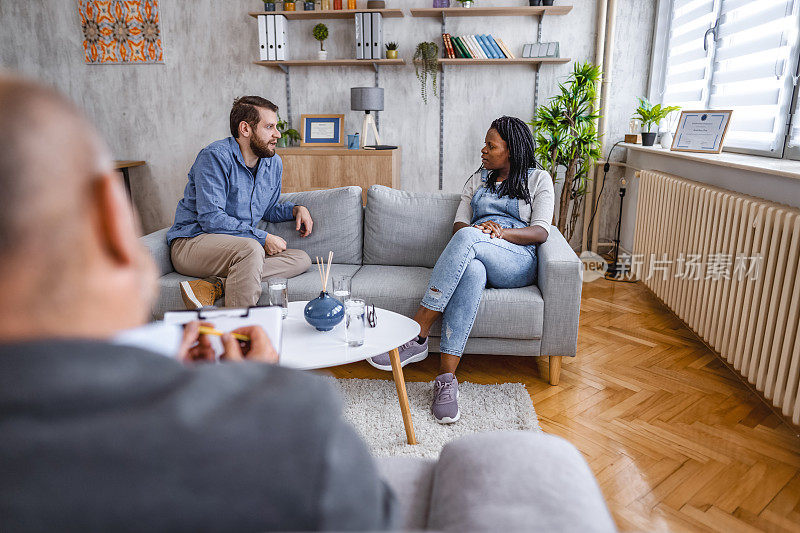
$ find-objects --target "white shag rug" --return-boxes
[330,378,541,459]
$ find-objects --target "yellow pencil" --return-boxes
[198,326,250,342]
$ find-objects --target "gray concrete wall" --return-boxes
[0,0,654,243]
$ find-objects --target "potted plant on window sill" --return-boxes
[633,97,680,147]
[313,23,329,60]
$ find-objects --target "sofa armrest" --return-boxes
[537,225,582,357]
[427,431,616,532]
[140,228,174,277]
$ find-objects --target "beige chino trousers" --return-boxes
[170,233,312,307]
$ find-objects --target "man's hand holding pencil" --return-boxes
[178,322,279,364]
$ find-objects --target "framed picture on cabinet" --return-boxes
[300,114,345,147]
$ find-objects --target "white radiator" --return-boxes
[632,170,800,425]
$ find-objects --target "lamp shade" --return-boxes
[351,87,384,112]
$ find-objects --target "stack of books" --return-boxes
[441,34,515,59]
[522,42,560,58]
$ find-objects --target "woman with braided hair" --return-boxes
[368,116,555,423]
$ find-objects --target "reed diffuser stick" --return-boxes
[316,257,325,291]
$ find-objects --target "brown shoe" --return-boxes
[180,277,224,309]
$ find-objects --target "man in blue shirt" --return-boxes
[167,96,313,308]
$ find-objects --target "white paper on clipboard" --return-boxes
[163,306,284,357]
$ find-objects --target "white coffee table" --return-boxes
[279,301,420,445]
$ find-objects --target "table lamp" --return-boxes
[351,87,384,147]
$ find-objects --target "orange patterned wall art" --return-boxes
[78,0,163,64]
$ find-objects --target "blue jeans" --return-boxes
[420,227,537,357]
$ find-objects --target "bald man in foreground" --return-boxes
[0,76,395,531]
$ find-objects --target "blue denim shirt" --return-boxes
[166,137,295,245]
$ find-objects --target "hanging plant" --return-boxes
[413,42,439,104]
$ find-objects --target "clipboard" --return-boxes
[164,306,284,357]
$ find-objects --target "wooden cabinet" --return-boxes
[276,147,400,203]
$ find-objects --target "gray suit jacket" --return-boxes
[0,340,395,532]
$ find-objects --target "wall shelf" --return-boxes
[254,59,404,73]
[438,57,570,66]
[248,9,403,20]
[410,6,572,18]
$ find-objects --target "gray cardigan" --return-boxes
[0,340,395,532]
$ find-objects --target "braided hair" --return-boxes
[483,116,536,205]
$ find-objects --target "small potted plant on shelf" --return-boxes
[283,1,296,11]
[633,97,680,147]
[456,0,474,7]
[313,23,329,60]
[263,0,276,10]
[413,42,438,104]
[277,116,301,147]
[385,42,399,59]
[303,0,315,10]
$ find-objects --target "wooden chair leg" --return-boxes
[549,355,562,386]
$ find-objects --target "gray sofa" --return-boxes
[141,185,583,385]
[377,431,616,532]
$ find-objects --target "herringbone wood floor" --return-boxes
[327,277,800,532]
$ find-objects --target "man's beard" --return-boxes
[250,132,275,158]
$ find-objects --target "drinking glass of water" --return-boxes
[332,275,351,302]
[345,298,366,347]
[268,277,288,318]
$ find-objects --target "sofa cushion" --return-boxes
[351,265,543,340]
[363,186,461,268]
[427,431,617,533]
[259,186,363,265]
[256,264,361,305]
[152,272,204,319]
[376,457,436,531]
[141,227,173,277]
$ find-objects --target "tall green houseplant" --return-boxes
[529,62,602,242]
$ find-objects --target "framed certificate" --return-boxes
[671,110,732,153]
[300,114,345,147]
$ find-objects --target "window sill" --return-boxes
[622,143,800,182]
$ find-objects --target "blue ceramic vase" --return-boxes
[304,292,344,331]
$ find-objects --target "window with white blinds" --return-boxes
[788,90,800,159]
[656,0,800,158]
